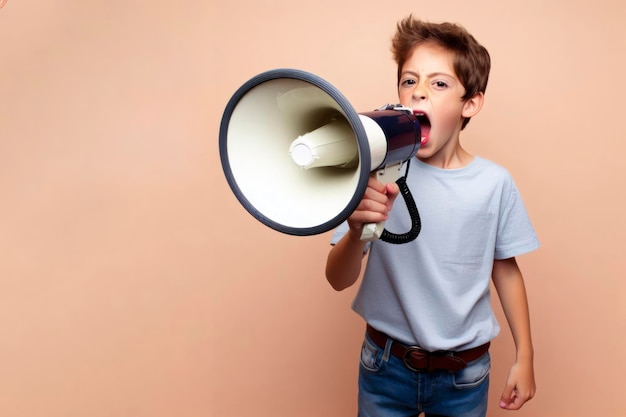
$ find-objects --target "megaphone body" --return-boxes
[219,69,421,241]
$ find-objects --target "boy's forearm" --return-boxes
[325,233,368,291]
[492,258,534,359]
[493,257,537,409]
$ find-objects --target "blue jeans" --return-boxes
[358,331,490,417]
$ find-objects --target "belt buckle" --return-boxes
[402,346,430,372]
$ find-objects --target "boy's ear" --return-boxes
[462,92,484,119]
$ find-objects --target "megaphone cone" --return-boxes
[219,69,421,241]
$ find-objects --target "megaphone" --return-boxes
[219,68,422,242]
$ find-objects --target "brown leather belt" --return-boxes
[366,325,490,372]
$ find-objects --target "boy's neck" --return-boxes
[418,145,474,169]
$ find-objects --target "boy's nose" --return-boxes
[412,86,427,101]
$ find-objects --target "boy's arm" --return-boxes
[325,231,368,291]
[325,178,399,291]
[491,257,536,410]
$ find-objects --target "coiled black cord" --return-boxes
[380,161,421,244]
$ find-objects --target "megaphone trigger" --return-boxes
[359,162,405,242]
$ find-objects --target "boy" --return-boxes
[326,16,539,417]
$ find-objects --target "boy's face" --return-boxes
[398,42,482,165]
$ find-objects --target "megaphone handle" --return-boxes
[360,162,403,241]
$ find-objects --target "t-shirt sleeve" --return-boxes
[330,221,348,245]
[495,180,540,259]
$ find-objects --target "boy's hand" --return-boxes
[499,359,536,410]
[346,176,399,240]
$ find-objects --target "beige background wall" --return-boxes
[1,0,624,416]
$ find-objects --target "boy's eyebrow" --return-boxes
[400,70,455,79]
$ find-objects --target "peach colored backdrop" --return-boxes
[1,1,624,416]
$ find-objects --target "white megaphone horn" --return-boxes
[219,68,422,242]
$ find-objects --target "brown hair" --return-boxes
[391,16,491,128]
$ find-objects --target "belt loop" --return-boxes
[382,336,393,362]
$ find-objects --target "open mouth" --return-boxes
[413,111,431,145]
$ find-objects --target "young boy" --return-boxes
[326,16,539,417]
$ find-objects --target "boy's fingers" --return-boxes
[367,175,387,192]
[499,384,515,409]
[385,182,400,206]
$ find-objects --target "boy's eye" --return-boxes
[401,79,416,87]
[433,81,448,88]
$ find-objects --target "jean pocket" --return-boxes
[453,352,490,389]
[359,335,383,372]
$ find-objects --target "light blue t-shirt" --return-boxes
[331,157,539,351]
